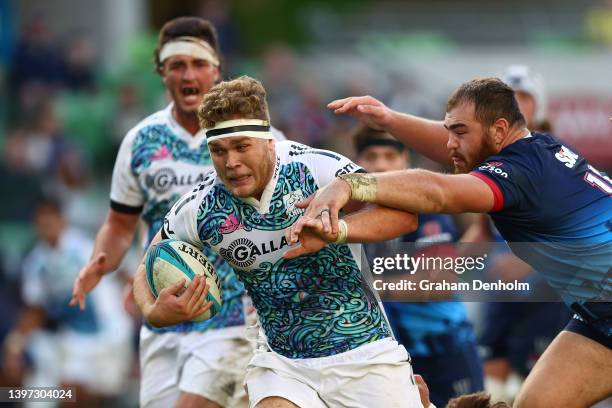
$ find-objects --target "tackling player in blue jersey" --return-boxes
[133,76,424,408]
[290,77,611,408]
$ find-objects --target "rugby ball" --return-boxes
[145,239,222,322]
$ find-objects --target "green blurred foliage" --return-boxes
[230,0,368,53]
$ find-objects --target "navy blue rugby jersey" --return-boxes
[470,132,611,310]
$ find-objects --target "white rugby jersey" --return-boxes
[163,141,391,358]
[22,228,130,336]
[109,104,286,332]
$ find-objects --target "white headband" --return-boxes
[160,36,220,67]
[206,119,274,143]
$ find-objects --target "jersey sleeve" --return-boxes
[161,176,216,247]
[291,143,365,188]
[109,130,144,214]
[470,158,529,212]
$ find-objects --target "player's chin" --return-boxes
[229,186,254,198]
[453,162,471,174]
[175,98,200,116]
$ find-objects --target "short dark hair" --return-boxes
[154,17,221,74]
[447,77,525,129]
[352,125,405,155]
[35,195,63,216]
[445,392,511,408]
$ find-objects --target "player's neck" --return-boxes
[172,107,200,136]
[499,127,529,151]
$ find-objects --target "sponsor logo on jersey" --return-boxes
[220,236,289,268]
[145,168,208,194]
[555,146,579,168]
[478,163,508,178]
[334,162,359,176]
[283,190,305,217]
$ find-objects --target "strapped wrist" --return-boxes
[334,219,349,244]
[338,173,378,202]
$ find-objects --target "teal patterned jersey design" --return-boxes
[111,108,245,333]
[164,142,391,357]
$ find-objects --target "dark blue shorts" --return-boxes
[565,304,612,349]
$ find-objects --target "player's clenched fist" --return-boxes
[327,95,395,131]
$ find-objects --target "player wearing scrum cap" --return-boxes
[133,76,425,408]
[70,18,284,408]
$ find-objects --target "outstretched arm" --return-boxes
[284,204,417,259]
[328,96,450,165]
[296,171,494,237]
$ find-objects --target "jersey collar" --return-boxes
[239,154,281,214]
[165,103,207,144]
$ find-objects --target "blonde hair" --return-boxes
[198,76,269,129]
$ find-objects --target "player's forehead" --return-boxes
[444,101,478,129]
[163,53,209,66]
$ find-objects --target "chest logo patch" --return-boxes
[283,190,305,218]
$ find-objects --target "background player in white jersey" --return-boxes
[132,76,424,408]
[3,197,132,407]
[69,17,285,408]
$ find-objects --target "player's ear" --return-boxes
[491,118,509,145]
[212,66,221,83]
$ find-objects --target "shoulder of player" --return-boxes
[277,141,346,164]
[188,171,223,202]
[121,107,174,146]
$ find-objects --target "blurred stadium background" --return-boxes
[1,0,611,406]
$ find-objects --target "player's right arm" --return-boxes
[328,95,451,165]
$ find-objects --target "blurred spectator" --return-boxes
[0,128,44,222]
[200,0,239,58]
[112,83,146,149]
[262,44,302,136]
[60,32,98,93]
[18,99,87,190]
[287,78,334,147]
[9,13,63,96]
[1,197,133,406]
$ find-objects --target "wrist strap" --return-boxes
[338,173,378,202]
[334,219,349,244]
